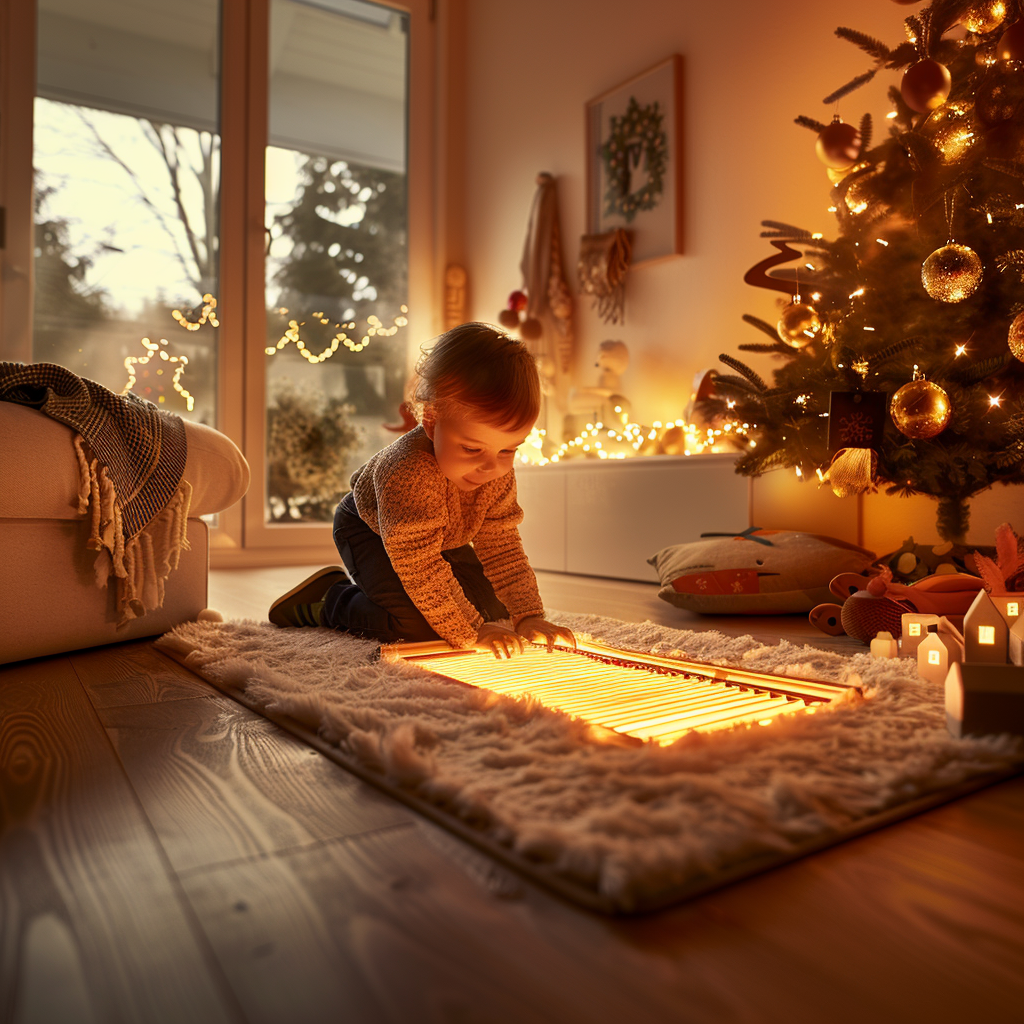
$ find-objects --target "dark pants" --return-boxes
[321,492,508,643]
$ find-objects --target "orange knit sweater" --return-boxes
[350,426,545,647]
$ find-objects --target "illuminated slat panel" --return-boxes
[381,641,842,745]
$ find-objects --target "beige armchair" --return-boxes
[0,403,249,664]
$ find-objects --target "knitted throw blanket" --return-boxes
[0,361,192,623]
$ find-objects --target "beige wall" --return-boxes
[458,0,910,421]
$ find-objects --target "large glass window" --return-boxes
[263,0,409,524]
[32,0,221,426]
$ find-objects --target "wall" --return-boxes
[457,0,912,421]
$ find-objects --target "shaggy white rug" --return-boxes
[155,614,1024,913]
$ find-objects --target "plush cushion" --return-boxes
[0,403,249,518]
[648,528,876,614]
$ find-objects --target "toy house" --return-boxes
[917,629,963,687]
[1012,615,1024,668]
[945,662,1024,740]
[963,589,1010,664]
[901,612,942,658]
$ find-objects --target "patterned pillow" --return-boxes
[648,527,875,614]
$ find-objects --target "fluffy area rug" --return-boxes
[155,613,1024,914]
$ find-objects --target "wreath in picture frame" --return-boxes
[600,96,668,223]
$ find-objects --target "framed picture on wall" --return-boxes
[585,55,684,265]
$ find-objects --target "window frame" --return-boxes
[0,0,438,568]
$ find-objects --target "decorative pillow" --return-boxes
[648,527,876,614]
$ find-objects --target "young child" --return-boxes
[269,322,576,658]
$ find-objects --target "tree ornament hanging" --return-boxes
[996,20,1024,60]
[844,174,878,214]
[776,301,821,347]
[924,104,980,163]
[815,116,861,169]
[890,379,952,439]
[963,1,1008,35]
[1008,311,1024,361]
[901,60,952,113]
[497,289,528,329]
[921,243,983,302]
[975,65,1024,124]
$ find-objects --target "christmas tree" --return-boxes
[703,0,1024,541]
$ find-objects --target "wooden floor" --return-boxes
[2,568,1023,1024]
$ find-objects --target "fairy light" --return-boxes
[123,336,194,411]
[955,343,968,357]
[886,111,898,120]
[989,395,1003,408]
[265,304,410,361]
[171,293,219,331]
[875,238,889,246]
[849,287,865,298]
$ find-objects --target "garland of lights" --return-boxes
[122,336,195,411]
[265,304,410,362]
[516,414,755,467]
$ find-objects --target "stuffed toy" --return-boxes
[648,528,876,614]
[808,529,1012,643]
[566,340,631,432]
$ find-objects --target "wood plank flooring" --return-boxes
[2,567,1023,1023]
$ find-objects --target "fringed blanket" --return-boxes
[0,361,192,623]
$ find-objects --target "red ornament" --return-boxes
[507,289,528,313]
[997,20,1024,60]
[901,59,952,112]
[815,117,861,169]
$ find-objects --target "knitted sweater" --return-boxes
[350,426,545,647]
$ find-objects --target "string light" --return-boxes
[264,305,410,361]
[955,343,968,356]
[171,293,219,331]
[123,337,194,411]
[517,414,756,467]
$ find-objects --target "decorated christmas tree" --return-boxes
[703,0,1024,541]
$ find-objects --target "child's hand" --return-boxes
[476,622,525,659]
[516,616,577,653]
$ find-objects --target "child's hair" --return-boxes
[411,322,541,431]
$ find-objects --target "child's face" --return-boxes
[423,409,529,491]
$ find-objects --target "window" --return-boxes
[1,0,434,564]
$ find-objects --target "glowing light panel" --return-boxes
[380,640,848,745]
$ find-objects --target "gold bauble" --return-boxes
[890,379,952,439]
[997,20,1024,60]
[921,243,983,302]
[901,59,952,113]
[816,117,861,169]
[923,102,979,163]
[964,1,1008,34]
[1008,311,1024,361]
[776,302,821,348]
[844,175,878,214]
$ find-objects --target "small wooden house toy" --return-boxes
[917,630,963,686]
[870,631,899,659]
[901,613,941,658]
[991,594,1022,627]
[1011,615,1024,668]
[945,662,1024,739]
[963,590,1009,663]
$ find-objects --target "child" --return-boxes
[269,322,576,658]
